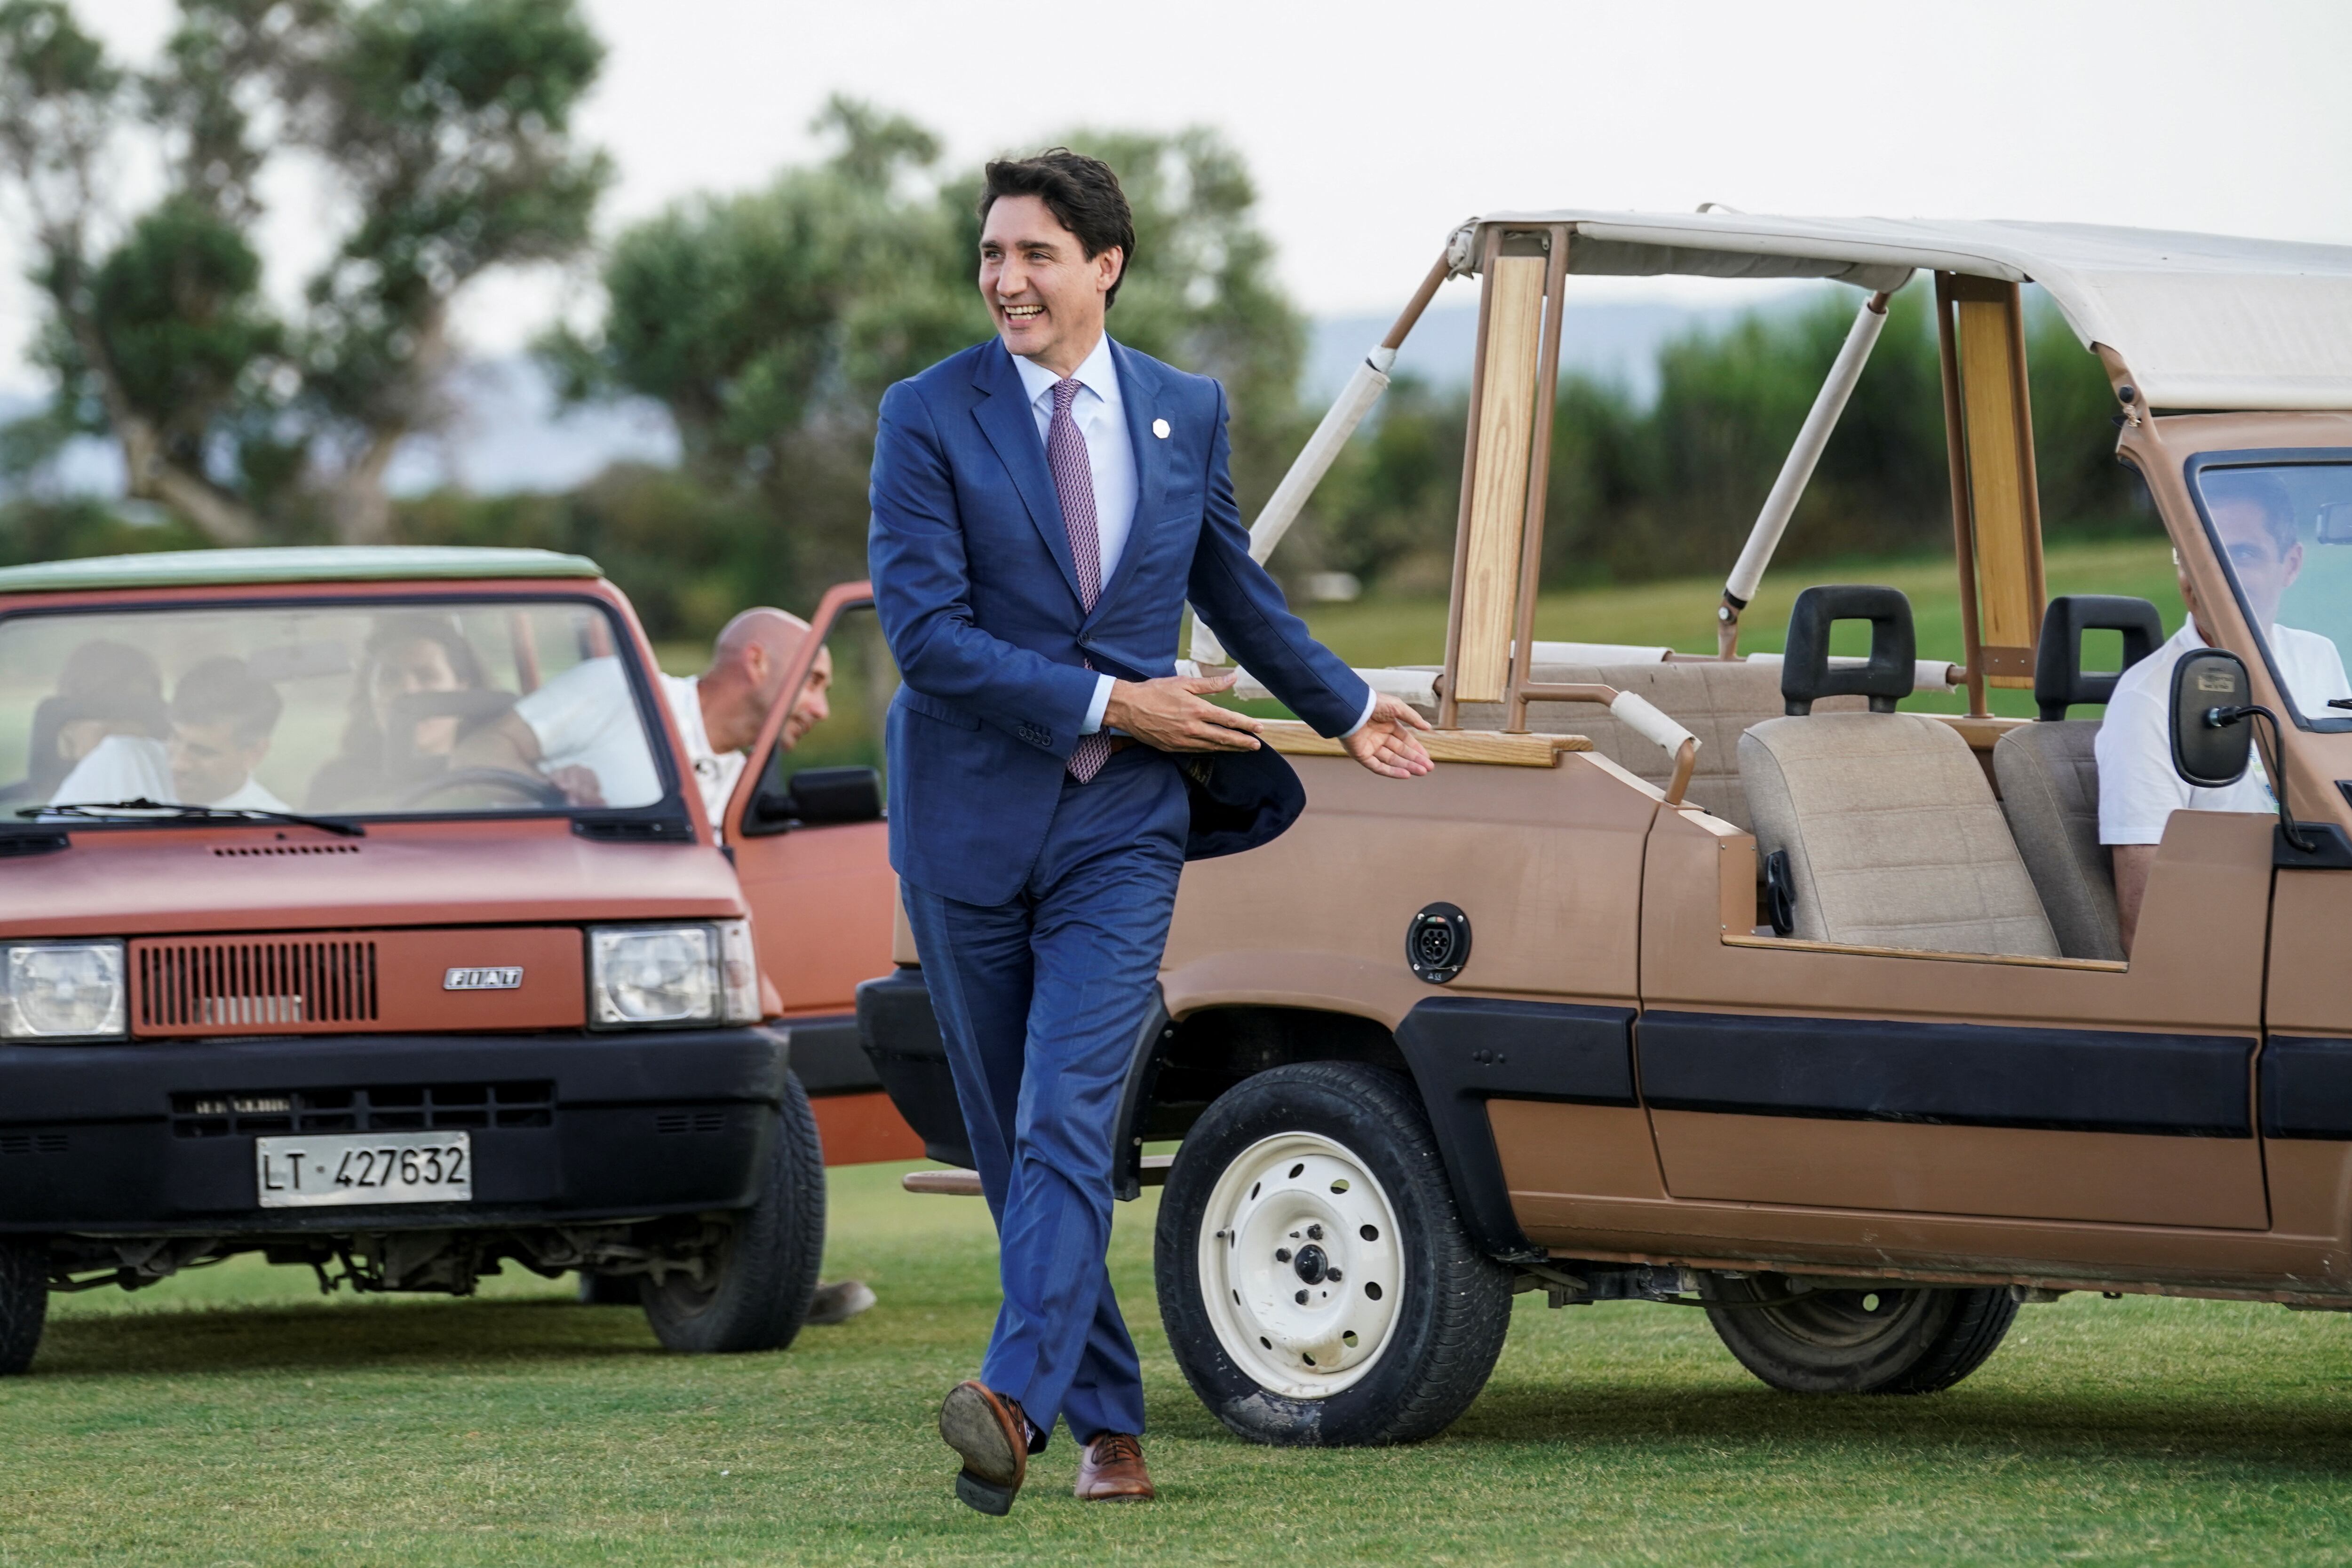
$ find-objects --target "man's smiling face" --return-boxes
[978,194,1121,375]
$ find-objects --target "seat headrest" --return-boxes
[1779,585,1916,716]
[2033,595,2164,721]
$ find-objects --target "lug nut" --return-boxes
[1276,1248,1292,1263]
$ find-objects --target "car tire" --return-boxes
[1698,1272,2017,1394]
[1155,1061,1513,1446]
[642,1071,826,1354]
[0,1241,45,1376]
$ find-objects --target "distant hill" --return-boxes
[0,359,678,504]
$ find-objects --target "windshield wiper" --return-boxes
[19,799,365,838]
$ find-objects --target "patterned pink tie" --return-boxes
[1047,376,1113,783]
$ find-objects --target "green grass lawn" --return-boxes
[8,1159,2351,1566]
[1288,533,2185,720]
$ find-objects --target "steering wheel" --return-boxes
[393,767,571,810]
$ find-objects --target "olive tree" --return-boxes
[0,0,608,544]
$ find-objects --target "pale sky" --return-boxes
[8,0,2351,385]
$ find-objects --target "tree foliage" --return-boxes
[0,0,607,543]
[547,103,1312,591]
[0,43,2145,641]
[1307,283,2144,598]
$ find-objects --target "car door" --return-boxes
[721,582,921,1164]
[2261,863,2352,1246]
[1636,801,2273,1241]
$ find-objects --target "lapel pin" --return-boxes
[1152,418,1170,439]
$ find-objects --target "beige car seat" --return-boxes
[1437,662,1867,832]
[1739,586,2058,958]
[1990,595,2164,961]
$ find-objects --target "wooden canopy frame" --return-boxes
[1437,223,1569,730]
[1429,238,2050,729]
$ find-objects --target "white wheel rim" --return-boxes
[1196,1131,1405,1399]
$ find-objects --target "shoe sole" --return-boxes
[939,1382,1023,1513]
[956,1471,1017,1515]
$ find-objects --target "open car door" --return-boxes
[721,581,923,1164]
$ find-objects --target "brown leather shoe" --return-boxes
[1073,1431,1155,1501]
[939,1380,1027,1515]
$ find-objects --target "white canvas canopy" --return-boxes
[1458,211,2352,411]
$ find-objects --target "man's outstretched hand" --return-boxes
[1103,675,1432,778]
[1342,694,1434,778]
[1104,672,1264,752]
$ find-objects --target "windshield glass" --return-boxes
[2193,460,2352,733]
[0,598,674,820]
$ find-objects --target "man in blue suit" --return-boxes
[869,149,1433,1513]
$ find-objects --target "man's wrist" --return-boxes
[1340,686,1378,739]
[1081,673,1116,735]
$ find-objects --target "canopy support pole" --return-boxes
[1937,271,2049,714]
[1188,251,1454,667]
[1438,224,1567,728]
[1715,288,1891,657]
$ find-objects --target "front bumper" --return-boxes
[0,1026,788,1235]
[854,966,969,1166]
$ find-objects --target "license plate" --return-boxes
[255,1131,472,1209]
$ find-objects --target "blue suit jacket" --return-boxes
[869,337,1372,906]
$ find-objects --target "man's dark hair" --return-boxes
[978,149,1136,310]
[172,657,283,746]
[2202,468,2300,557]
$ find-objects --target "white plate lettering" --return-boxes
[445,966,523,991]
[256,1131,473,1209]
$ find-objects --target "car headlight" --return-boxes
[0,941,127,1040]
[587,921,760,1029]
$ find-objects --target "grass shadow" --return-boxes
[1441,1377,2352,1478]
[31,1296,665,1377]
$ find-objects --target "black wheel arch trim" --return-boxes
[1392,997,1638,1264]
[1114,993,1633,1255]
[1110,987,1175,1201]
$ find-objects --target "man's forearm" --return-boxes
[452,712,542,774]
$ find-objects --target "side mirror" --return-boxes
[755,765,882,827]
[2318,500,2352,545]
[2169,649,2254,787]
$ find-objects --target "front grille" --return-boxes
[655,1109,726,1135]
[0,1132,67,1155]
[136,939,378,1032]
[169,1081,554,1139]
[212,843,361,859]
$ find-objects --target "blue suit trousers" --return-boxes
[899,744,1189,1442]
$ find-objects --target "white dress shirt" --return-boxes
[1012,336,1135,736]
[2096,620,2352,844]
[1012,334,1372,739]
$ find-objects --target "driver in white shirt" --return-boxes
[51,656,291,813]
[455,608,832,824]
[2097,470,2352,951]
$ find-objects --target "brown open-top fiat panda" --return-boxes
[863,213,2352,1445]
[0,546,912,1371]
